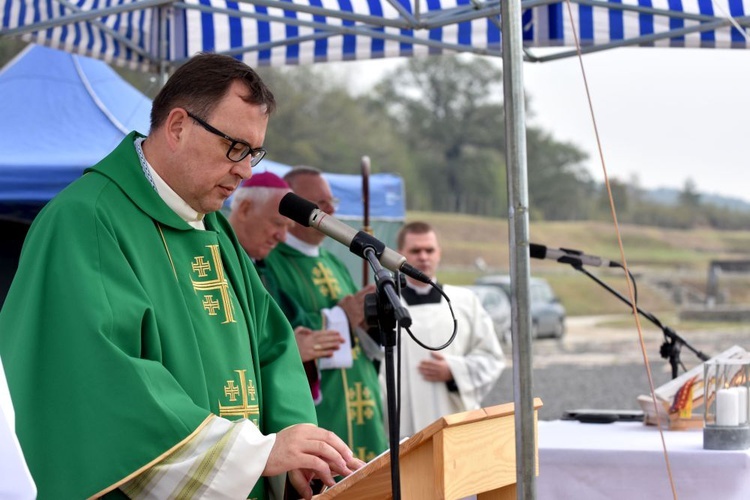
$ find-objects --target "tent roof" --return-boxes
[0,44,152,204]
[2,0,749,72]
[0,45,405,220]
[254,162,405,220]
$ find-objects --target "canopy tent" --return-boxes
[1,0,749,72]
[0,43,405,298]
[0,43,152,220]
[0,44,404,222]
[5,1,737,496]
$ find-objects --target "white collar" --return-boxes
[136,137,205,230]
[284,233,320,257]
[406,280,433,295]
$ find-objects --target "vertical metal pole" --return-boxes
[159,5,170,85]
[500,0,535,497]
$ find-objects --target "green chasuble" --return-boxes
[0,132,316,499]
[256,260,308,328]
[264,243,388,461]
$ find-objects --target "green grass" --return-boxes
[409,211,750,318]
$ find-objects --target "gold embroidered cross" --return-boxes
[312,262,341,299]
[355,447,377,462]
[219,369,260,424]
[191,245,235,324]
[224,380,240,401]
[202,296,220,316]
[191,256,211,277]
[248,380,256,401]
[347,382,375,425]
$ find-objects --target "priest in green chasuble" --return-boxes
[0,54,363,500]
[264,167,388,463]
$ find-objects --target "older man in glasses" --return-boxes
[0,53,362,500]
[263,167,388,464]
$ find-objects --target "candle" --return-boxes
[716,388,740,426]
[738,387,749,425]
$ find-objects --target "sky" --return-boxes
[328,47,750,204]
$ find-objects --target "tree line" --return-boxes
[2,40,748,230]
[257,56,750,230]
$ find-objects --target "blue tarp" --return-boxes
[0,45,405,222]
[0,44,152,206]
[253,162,405,221]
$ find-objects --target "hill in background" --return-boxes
[643,187,750,213]
[410,211,750,317]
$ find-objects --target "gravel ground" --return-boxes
[482,315,750,421]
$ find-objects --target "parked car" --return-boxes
[474,275,566,340]
[464,284,512,344]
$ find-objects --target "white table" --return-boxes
[537,420,750,499]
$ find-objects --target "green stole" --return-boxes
[0,132,315,499]
[264,243,388,461]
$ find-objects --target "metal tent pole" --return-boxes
[500,0,536,497]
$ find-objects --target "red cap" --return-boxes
[239,171,289,189]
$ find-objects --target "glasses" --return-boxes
[186,111,266,166]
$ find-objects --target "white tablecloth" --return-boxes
[537,420,750,499]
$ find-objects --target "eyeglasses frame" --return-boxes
[186,110,266,166]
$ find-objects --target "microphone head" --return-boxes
[279,192,318,227]
[529,243,546,260]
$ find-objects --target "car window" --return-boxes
[530,284,542,302]
[536,283,554,302]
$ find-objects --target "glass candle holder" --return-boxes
[703,358,750,450]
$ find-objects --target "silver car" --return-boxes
[464,284,512,344]
[474,275,566,340]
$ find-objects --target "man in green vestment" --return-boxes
[0,53,362,500]
[264,167,388,463]
[228,172,345,400]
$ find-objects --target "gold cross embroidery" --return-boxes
[224,380,240,402]
[312,262,342,299]
[219,369,260,424]
[202,296,220,316]
[191,245,235,324]
[347,382,376,425]
[248,380,256,401]
[191,256,211,277]
[355,447,377,462]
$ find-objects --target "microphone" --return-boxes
[529,243,619,268]
[279,193,432,283]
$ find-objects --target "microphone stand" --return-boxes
[570,263,710,379]
[349,231,410,500]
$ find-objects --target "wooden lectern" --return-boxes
[314,398,542,500]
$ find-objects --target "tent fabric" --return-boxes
[0,45,405,221]
[0,44,152,204]
[2,0,749,71]
[254,162,405,220]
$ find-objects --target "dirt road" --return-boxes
[483,315,749,420]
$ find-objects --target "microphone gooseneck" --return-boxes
[279,193,431,284]
[530,242,618,268]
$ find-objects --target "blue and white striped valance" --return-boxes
[2,0,749,70]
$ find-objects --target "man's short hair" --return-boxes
[283,166,323,190]
[397,221,436,249]
[150,52,275,131]
[230,186,290,213]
